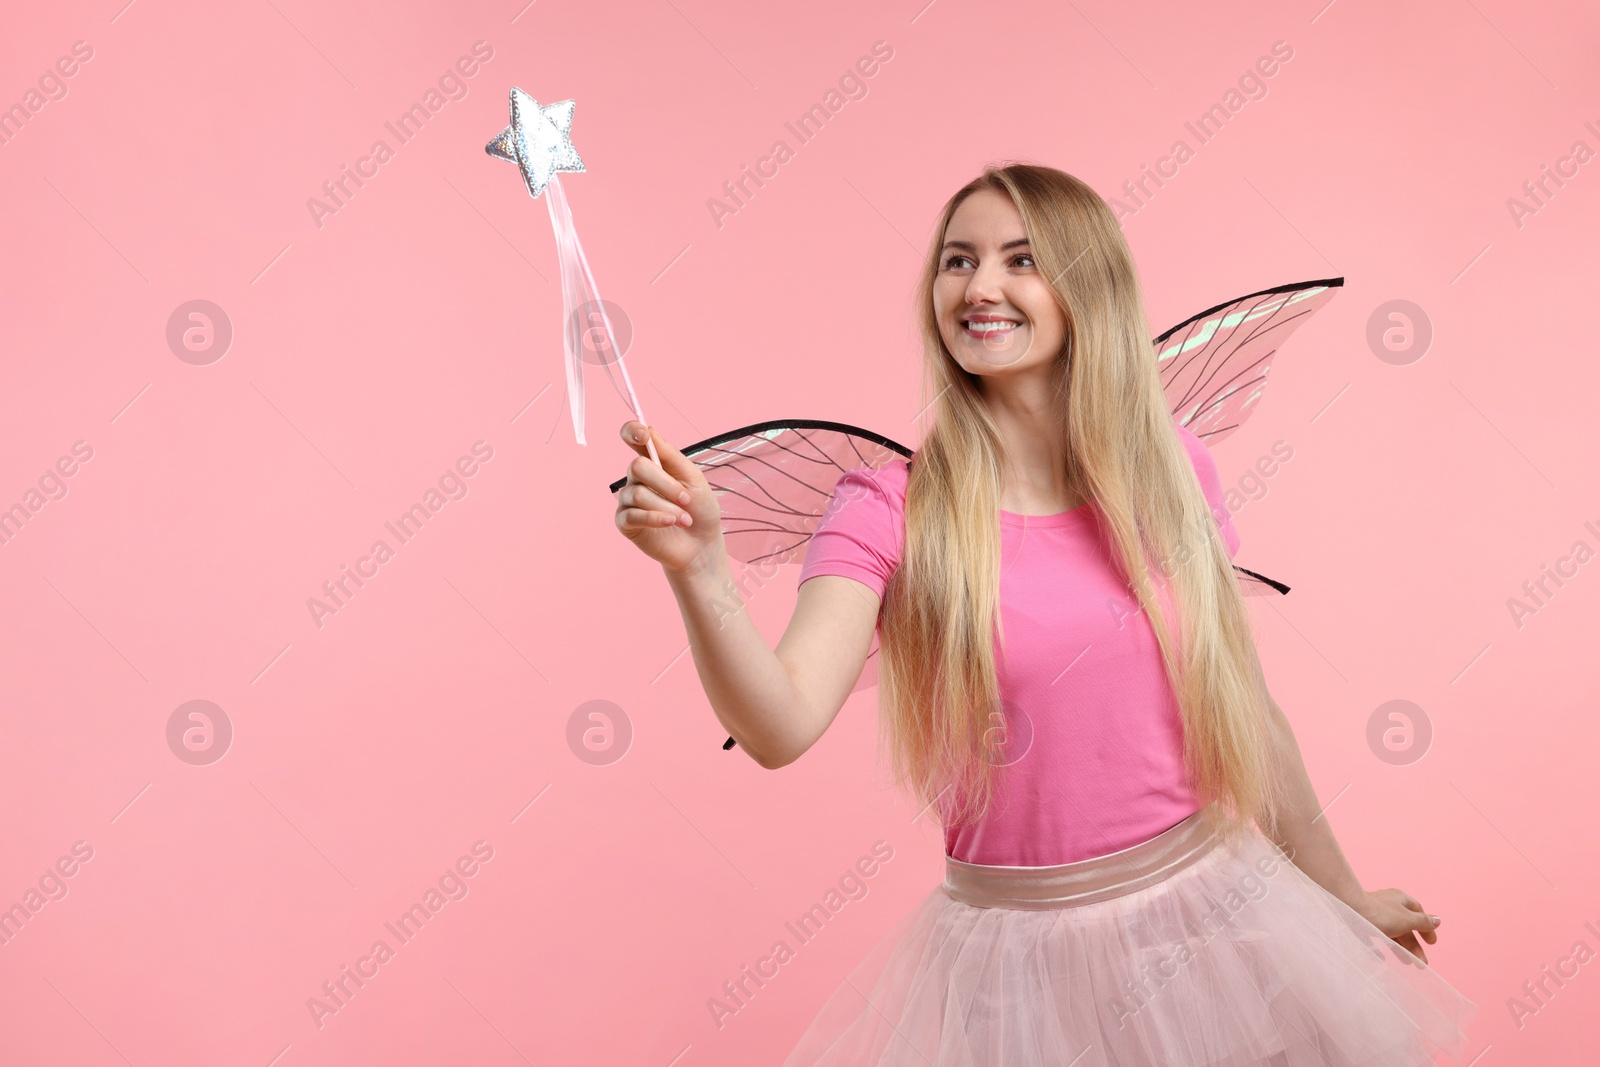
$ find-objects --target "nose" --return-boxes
[964,264,1003,304]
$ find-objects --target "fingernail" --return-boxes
[678,512,693,526]
[677,490,691,505]
[1429,915,1441,927]
[632,426,644,443]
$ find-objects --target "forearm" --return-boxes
[1259,702,1368,909]
[664,551,807,768]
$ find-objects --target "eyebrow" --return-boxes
[940,238,1031,252]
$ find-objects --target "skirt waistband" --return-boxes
[942,809,1221,910]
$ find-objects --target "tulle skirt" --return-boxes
[783,810,1476,1066]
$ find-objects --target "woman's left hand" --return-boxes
[1351,887,1441,963]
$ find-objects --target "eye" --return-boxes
[939,251,1034,270]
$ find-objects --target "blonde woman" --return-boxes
[614,164,1476,1065]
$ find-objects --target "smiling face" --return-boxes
[933,187,1069,376]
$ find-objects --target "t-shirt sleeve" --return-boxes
[797,462,907,600]
[1175,425,1240,560]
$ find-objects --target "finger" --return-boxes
[1395,931,1426,964]
[619,423,693,501]
[619,419,650,457]
[621,483,690,523]
[626,453,692,507]
[616,505,683,531]
[638,423,703,487]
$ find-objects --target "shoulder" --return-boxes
[829,457,911,511]
[859,456,912,491]
[800,458,911,597]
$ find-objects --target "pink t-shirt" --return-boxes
[797,423,1241,867]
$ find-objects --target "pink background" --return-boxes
[2,0,1596,1063]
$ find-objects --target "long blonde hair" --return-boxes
[876,163,1284,842]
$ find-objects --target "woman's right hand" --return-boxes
[614,420,725,574]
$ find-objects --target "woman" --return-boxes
[613,163,1475,1065]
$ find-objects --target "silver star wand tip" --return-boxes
[485,87,586,199]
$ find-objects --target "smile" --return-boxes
[963,319,1022,337]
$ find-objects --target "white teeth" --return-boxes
[966,320,1018,332]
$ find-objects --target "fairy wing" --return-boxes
[1158,276,1343,446]
[1157,276,1341,598]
